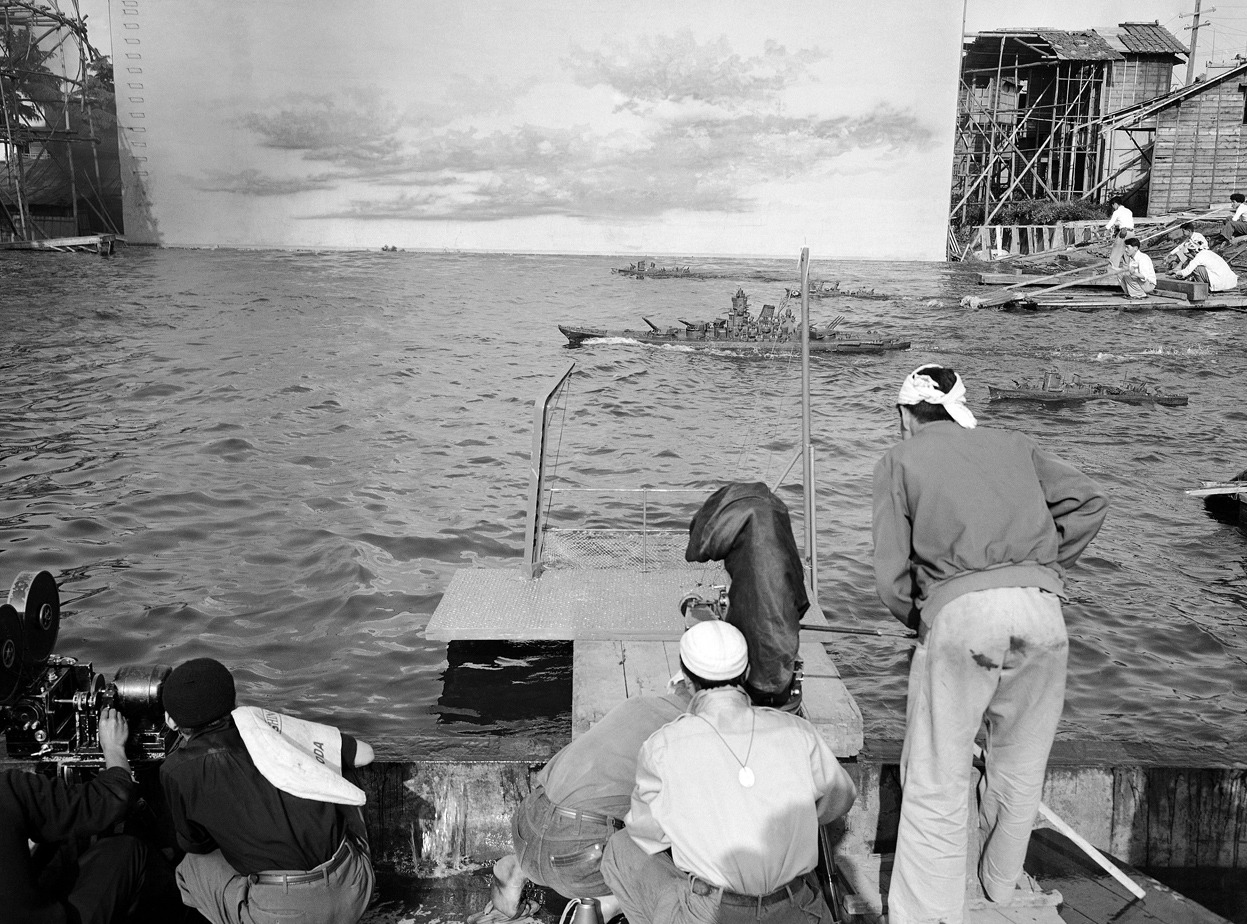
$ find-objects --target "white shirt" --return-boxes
[1174,249,1239,291]
[1168,232,1208,260]
[1233,203,1247,222]
[1125,250,1156,285]
[625,687,852,894]
[1105,205,1134,232]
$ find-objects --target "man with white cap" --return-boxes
[873,364,1108,924]
[599,620,856,924]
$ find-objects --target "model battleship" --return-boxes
[988,371,1188,406]
[560,290,910,354]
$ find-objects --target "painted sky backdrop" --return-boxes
[85,0,1247,258]
[87,0,960,258]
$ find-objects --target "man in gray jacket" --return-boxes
[873,364,1108,924]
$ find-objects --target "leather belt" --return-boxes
[251,837,351,886]
[550,803,625,831]
[689,872,814,909]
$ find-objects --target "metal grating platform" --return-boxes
[424,566,727,641]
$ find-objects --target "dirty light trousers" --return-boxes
[886,587,1067,924]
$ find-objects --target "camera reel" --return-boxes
[1,570,61,707]
[1,570,172,764]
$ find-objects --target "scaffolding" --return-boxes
[0,0,120,242]
[951,30,1121,228]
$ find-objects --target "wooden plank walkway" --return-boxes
[572,600,863,758]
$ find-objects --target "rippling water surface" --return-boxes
[1,248,1245,758]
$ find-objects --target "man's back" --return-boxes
[538,692,686,817]
[161,718,349,874]
[873,421,1105,621]
[626,688,844,895]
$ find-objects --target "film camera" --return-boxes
[1,570,173,768]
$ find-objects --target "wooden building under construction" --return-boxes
[1105,61,1247,213]
[952,22,1187,227]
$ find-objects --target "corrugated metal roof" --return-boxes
[1036,30,1123,61]
[1108,22,1188,56]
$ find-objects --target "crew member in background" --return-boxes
[1,707,171,924]
[1103,196,1134,268]
[600,621,856,924]
[1117,237,1156,299]
[468,683,694,924]
[873,364,1108,924]
[1165,225,1208,272]
[1169,245,1239,292]
[1220,192,1247,243]
[160,658,375,924]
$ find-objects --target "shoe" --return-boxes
[466,899,542,924]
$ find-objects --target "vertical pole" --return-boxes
[799,248,818,600]
[1186,0,1204,86]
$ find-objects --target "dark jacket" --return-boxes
[0,766,134,924]
[160,716,360,875]
[685,482,808,699]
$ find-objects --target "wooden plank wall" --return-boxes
[842,761,1247,871]
[1150,82,1247,213]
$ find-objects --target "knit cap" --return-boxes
[163,657,236,728]
[680,620,748,681]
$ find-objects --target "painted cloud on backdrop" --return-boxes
[199,30,934,223]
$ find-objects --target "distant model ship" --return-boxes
[612,259,697,278]
[785,280,892,300]
[559,289,910,354]
[988,371,1188,406]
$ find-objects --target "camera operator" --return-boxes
[1,706,156,924]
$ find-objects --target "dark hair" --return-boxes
[902,364,957,423]
[1108,197,1123,207]
[1232,193,1245,203]
[1124,236,1141,247]
[679,659,746,690]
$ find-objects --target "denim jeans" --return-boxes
[887,587,1067,924]
[513,785,621,899]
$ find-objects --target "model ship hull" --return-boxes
[988,386,1188,406]
[558,324,910,353]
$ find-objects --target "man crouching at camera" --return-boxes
[159,658,375,924]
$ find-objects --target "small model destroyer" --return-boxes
[612,259,697,278]
[988,370,1188,406]
[560,289,910,354]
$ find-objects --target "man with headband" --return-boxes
[872,364,1108,924]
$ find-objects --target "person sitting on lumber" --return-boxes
[1103,196,1134,268]
[1169,246,1239,292]
[1117,237,1156,300]
[1220,192,1247,244]
[467,679,695,924]
[1166,225,1208,272]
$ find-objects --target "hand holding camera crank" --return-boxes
[98,705,131,773]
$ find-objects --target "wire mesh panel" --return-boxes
[542,528,704,572]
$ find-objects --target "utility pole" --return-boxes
[1182,0,1217,85]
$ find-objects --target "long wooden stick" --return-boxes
[1185,482,1247,497]
[800,624,916,640]
[998,261,1109,293]
[972,745,1146,900]
[967,268,1122,309]
[1034,802,1147,900]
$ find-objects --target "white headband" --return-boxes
[897,367,977,429]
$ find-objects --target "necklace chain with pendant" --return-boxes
[694,710,757,788]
